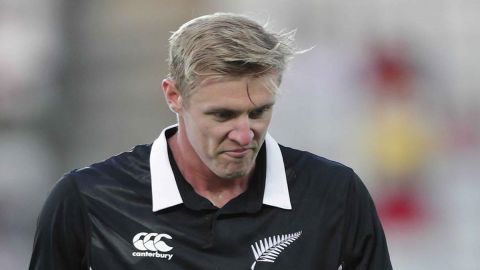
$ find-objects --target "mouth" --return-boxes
[221,148,254,159]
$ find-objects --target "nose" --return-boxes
[228,116,254,146]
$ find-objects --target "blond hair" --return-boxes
[167,13,296,98]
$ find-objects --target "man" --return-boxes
[30,13,392,270]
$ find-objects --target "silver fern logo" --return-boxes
[250,231,302,269]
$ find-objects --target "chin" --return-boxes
[211,159,255,180]
[222,171,247,180]
[216,167,250,180]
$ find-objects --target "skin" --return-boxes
[162,75,277,207]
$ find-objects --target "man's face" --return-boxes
[177,75,277,179]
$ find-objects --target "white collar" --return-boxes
[149,124,292,211]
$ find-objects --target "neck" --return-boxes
[167,126,252,208]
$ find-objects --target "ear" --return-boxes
[162,79,183,113]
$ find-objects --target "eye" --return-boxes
[249,106,271,119]
[210,110,236,122]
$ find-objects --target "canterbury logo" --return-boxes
[132,232,173,252]
[250,231,302,269]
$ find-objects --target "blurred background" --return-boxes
[1,0,479,269]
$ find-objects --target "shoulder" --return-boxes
[57,144,153,203]
[279,144,364,200]
[69,144,152,185]
[72,143,151,175]
[279,144,355,181]
[279,144,375,212]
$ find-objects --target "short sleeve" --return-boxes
[341,171,393,270]
[29,173,90,270]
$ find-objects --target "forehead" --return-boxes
[187,75,279,108]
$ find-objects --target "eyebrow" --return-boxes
[204,103,275,114]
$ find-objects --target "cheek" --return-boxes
[191,122,224,156]
[252,115,273,137]
[183,114,205,149]
[204,126,229,150]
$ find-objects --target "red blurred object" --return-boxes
[376,186,426,230]
[368,41,415,99]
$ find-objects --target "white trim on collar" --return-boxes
[263,133,292,210]
[150,124,183,211]
[150,125,292,211]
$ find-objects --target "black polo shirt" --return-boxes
[29,125,392,270]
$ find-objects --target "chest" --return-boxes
[86,198,345,270]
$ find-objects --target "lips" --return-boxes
[222,148,253,158]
